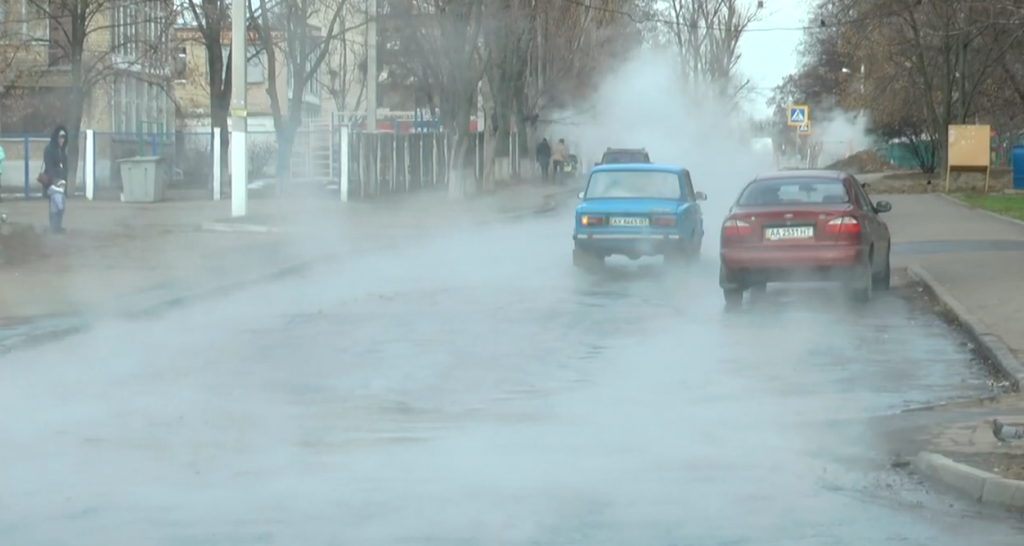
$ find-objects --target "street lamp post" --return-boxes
[229,0,248,217]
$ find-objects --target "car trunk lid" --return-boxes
[729,205,855,245]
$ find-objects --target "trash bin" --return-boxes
[118,156,168,203]
[1013,146,1024,190]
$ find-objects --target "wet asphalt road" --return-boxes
[2,211,1024,546]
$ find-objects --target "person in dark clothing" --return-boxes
[536,138,552,183]
[41,125,69,232]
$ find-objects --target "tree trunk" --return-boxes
[482,124,496,192]
[275,122,299,194]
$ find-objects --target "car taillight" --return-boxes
[825,216,860,235]
[722,219,752,236]
[652,216,676,227]
[581,215,605,226]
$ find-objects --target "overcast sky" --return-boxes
[735,0,808,118]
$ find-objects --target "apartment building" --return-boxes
[0,0,175,137]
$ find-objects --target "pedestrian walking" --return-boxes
[551,138,568,185]
[536,137,551,183]
[39,125,69,228]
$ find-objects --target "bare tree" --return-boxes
[662,0,761,100]
[321,0,367,119]
[181,0,233,192]
[23,0,175,192]
[249,0,363,187]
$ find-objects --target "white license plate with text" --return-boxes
[610,217,649,227]
[764,226,814,240]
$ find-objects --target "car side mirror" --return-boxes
[578,191,585,200]
[874,200,892,213]
[695,191,708,201]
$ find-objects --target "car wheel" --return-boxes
[873,248,891,291]
[723,288,744,307]
[848,259,873,303]
[573,248,603,269]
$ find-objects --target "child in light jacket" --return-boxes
[47,180,66,233]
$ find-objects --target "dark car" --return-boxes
[597,147,651,165]
[718,170,892,306]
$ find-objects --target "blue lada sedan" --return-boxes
[572,164,707,268]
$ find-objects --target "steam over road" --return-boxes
[2,212,1023,545]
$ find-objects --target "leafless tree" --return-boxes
[181,0,233,190]
[662,0,762,101]
[20,0,175,191]
[249,0,364,187]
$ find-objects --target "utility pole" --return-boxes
[366,0,377,132]
[230,0,248,217]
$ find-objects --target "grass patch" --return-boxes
[954,193,1024,222]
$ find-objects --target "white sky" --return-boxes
[735,0,808,118]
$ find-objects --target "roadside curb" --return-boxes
[0,191,563,356]
[912,451,1024,510]
[938,193,1024,230]
[907,265,1024,391]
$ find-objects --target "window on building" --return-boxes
[1,0,48,40]
[112,1,138,58]
[219,45,264,84]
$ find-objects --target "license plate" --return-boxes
[610,217,649,227]
[764,226,814,240]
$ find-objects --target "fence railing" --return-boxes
[0,126,526,201]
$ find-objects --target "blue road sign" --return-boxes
[788,105,809,126]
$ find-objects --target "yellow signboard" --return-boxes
[946,124,991,193]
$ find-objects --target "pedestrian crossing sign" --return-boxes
[798,122,811,135]
[788,105,809,126]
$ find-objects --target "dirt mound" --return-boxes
[825,150,898,174]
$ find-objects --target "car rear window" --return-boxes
[601,152,649,163]
[585,171,681,199]
[737,179,851,206]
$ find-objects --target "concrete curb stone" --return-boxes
[0,192,566,356]
[907,265,1024,391]
[913,451,1024,510]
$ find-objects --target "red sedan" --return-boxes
[719,170,892,306]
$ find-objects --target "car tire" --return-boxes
[573,248,603,270]
[724,288,744,307]
[848,259,873,303]
[873,248,891,291]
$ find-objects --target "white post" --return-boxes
[339,124,349,202]
[229,0,247,217]
[212,130,221,200]
[84,129,95,200]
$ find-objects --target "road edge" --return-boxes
[0,191,567,356]
[912,451,1024,510]
[907,265,1024,391]
[938,193,1024,230]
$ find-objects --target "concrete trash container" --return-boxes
[118,156,168,202]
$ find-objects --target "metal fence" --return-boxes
[0,125,525,201]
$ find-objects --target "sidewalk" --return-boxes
[0,181,568,339]
[880,193,1024,509]
[884,193,1024,381]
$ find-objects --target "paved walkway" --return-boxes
[0,182,565,326]
[882,193,1024,364]
[879,193,1024,484]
